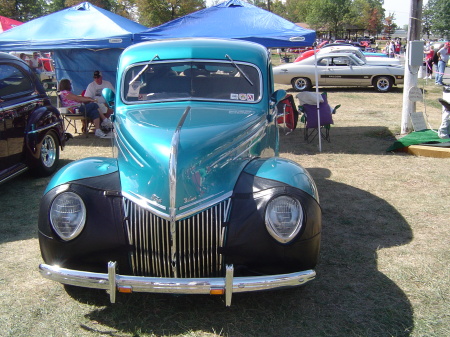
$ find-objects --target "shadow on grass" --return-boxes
[285,86,404,95]
[0,158,75,244]
[280,125,398,155]
[64,133,114,147]
[77,168,413,337]
[0,172,50,243]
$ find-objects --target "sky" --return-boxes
[383,0,428,28]
[205,0,428,28]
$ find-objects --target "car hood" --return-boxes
[115,103,268,220]
[365,57,401,66]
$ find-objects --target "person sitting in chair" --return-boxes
[58,78,112,138]
[84,70,114,130]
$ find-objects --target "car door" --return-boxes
[321,55,364,86]
[0,61,36,179]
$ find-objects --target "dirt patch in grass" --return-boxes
[0,78,449,336]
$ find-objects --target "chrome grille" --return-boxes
[123,198,230,278]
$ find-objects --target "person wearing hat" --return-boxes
[29,52,43,74]
[58,78,112,138]
[85,70,115,128]
[435,42,450,86]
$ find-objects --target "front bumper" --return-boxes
[39,262,315,306]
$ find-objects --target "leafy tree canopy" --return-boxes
[135,0,205,27]
[426,0,450,38]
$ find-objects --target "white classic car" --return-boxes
[273,52,405,92]
[317,45,401,66]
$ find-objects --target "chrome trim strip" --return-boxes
[39,263,316,306]
[169,106,191,215]
[175,192,232,220]
[4,98,41,110]
[122,59,263,105]
[178,190,229,210]
[123,190,234,222]
[169,106,191,278]
[124,190,166,211]
[116,129,145,168]
[0,167,28,185]
[209,119,266,169]
[232,129,266,162]
[28,121,62,134]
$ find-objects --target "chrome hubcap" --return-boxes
[41,135,56,167]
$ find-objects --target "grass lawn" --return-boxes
[0,67,449,336]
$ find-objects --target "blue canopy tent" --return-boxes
[134,0,315,48]
[0,2,147,93]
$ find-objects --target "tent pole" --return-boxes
[313,43,322,152]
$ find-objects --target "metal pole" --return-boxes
[401,0,423,134]
[313,44,322,152]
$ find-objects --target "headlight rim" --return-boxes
[49,191,86,241]
[264,194,304,244]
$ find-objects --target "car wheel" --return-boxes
[374,76,393,92]
[31,131,60,176]
[42,80,50,89]
[292,77,312,91]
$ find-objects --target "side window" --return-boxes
[0,64,34,99]
[317,58,329,66]
[334,57,349,66]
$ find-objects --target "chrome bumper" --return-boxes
[39,262,316,306]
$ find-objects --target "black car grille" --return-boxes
[123,198,230,278]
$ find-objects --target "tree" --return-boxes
[284,0,313,24]
[45,0,66,14]
[0,0,47,21]
[383,12,398,39]
[427,0,450,38]
[135,0,205,27]
[422,3,433,39]
[351,0,384,36]
[306,0,353,37]
[270,0,287,17]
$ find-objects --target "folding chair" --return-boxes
[57,93,91,137]
[276,94,299,134]
[296,92,339,143]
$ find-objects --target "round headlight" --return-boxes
[50,192,86,241]
[265,195,303,243]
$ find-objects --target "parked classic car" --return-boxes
[0,52,66,184]
[274,52,405,92]
[38,38,322,306]
[294,45,394,63]
[316,46,400,65]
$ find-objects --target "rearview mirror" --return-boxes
[102,88,115,109]
[271,89,286,105]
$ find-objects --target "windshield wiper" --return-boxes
[129,54,159,86]
[225,54,253,86]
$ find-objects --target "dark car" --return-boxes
[0,52,66,184]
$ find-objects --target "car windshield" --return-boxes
[350,55,365,66]
[122,61,261,103]
[0,64,33,98]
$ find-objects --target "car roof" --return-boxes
[320,45,360,52]
[0,52,21,61]
[317,52,358,57]
[119,38,269,70]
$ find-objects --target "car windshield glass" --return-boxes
[353,50,366,62]
[122,61,261,103]
[0,64,33,98]
[351,55,365,66]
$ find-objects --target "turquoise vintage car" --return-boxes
[38,38,321,306]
